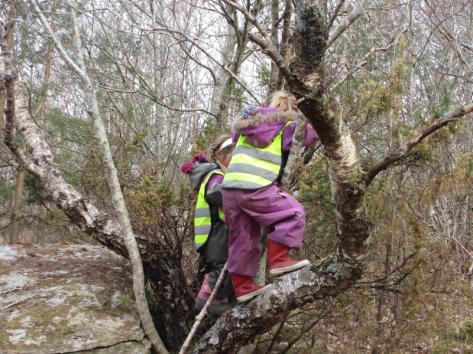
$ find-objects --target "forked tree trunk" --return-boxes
[2,80,194,350]
[2,1,472,353]
[191,2,370,351]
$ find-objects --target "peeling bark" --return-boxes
[194,2,370,350]
[287,1,369,258]
[193,256,362,354]
[3,83,193,351]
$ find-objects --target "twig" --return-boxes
[279,304,350,354]
[364,103,473,187]
[330,30,406,91]
[178,262,228,354]
[327,2,364,48]
[154,26,261,104]
[266,312,289,353]
[0,294,36,312]
[0,287,25,295]
[220,0,291,79]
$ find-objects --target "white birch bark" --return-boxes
[209,6,238,128]
[29,1,168,353]
[327,2,364,47]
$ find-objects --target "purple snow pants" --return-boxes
[222,185,305,277]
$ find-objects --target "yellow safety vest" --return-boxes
[222,122,290,190]
[194,169,225,250]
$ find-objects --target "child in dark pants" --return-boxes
[181,135,234,314]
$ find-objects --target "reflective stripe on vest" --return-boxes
[194,169,225,250]
[222,122,290,190]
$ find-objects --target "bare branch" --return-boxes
[179,263,228,354]
[330,30,406,91]
[219,0,292,79]
[425,0,473,74]
[32,0,58,117]
[30,0,86,80]
[327,0,347,30]
[327,2,364,48]
[153,26,261,104]
[364,103,473,187]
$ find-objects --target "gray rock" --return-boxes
[0,243,150,354]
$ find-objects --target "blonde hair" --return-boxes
[208,134,232,162]
[268,90,298,112]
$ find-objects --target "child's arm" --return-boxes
[205,174,224,207]
[303,121,319,146]
[282,121,319,151]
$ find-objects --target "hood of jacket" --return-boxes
[232,107,298,148]
[189,162,218,190]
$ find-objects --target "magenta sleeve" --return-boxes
[205,174,224,194]
[282,121,319,151]
[282,122,296,151]
[303,121,319,146]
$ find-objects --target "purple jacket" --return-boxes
[231,107,318,150]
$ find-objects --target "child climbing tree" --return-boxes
[1,0,472,353]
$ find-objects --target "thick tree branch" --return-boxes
[194,256,362,354]
[364,103,473,187]
[2,75,193,350]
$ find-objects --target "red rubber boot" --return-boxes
[231,274,271,303]
[268,239,310,276]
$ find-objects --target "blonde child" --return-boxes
[221,91,318,302]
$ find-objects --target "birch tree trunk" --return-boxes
[30,1,169,352]
[10,168,24,243]
[209,5,238,129]
[2,1,473,353]
[268,0,280,93]
[3,0,23,245]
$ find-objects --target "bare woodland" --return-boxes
[1,0,473,353]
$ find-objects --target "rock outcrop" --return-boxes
[0,243,150,353]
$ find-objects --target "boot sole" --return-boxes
[208,304,233,316]
[269,260,311,276]
[236,284,272,303]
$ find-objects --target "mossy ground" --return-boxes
[0,244,147,353]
